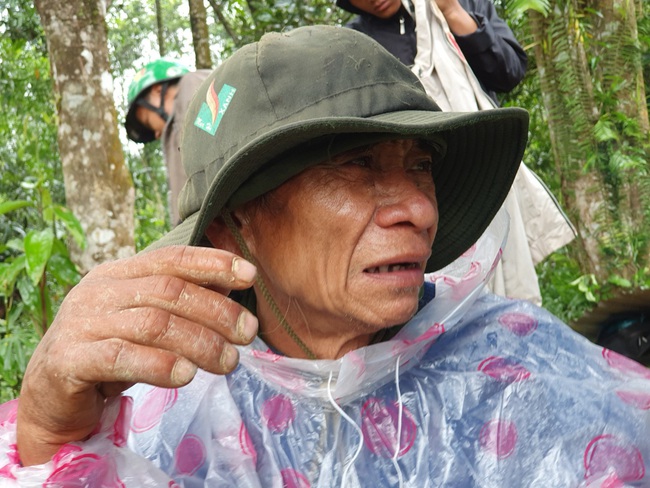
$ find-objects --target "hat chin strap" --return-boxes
[136,81,171,123]
[221,211,318,360]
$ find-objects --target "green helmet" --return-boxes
[125,58,190,143]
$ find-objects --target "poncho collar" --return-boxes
[236,209,510,404]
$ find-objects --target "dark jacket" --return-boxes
[337,0,527,104]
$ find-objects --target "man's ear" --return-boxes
[205,217,240,254]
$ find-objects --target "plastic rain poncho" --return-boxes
[1,210,649,487]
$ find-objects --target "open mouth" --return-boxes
[365,262,421,273]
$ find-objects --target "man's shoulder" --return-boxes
[172,70,212,116]
[180,70,211,87]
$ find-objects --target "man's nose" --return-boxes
[373,171,438,233]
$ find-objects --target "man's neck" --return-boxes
[255,299,375,360]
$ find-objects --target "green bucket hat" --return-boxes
[149,25,529,273]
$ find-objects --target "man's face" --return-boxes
[348,0,403,19]
[242,139,438,336]
[134,84,170,139]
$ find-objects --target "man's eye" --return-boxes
[412,159,433,171]
[346,156,372,168]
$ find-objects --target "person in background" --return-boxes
[1,26,646,487]
[337,0,576,306]
[125,59,211,224]
[337,0,527,106]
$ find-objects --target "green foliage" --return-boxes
[107,0,190,70]
[539,243,650,339]
[504,0,550,19]
[128,142,172,251]
[0,323,38,404]
[537,247,593,324]
[0,0,72,400]
[499,0,649,339]
[641,8,650,112]
[0,182,85,400]
[0,15,62,206]
[206,0,351,58]
[0,0,43,43]
[520,0,650,304]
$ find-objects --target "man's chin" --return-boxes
[366,294,421,329]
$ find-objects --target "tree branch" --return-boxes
[155,0,166,56]
[207,0,241,47]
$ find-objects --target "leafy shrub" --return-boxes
[0,182,85,400]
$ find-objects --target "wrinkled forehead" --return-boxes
[228,134,446,211]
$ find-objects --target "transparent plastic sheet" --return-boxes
[2,208,650,487]
[0,397,174,487]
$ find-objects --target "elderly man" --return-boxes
[1,26,648,487]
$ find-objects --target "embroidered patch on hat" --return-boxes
[194,82,237,136]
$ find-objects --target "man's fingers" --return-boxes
[93,246,257,288]
[63,268,259,346]
[72,338,238,388]
[105,274,259,344]
[95,307,246,373]
[120,276,257,344]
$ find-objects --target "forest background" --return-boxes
[0,0,649,401]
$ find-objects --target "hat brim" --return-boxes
[148,107,528,272]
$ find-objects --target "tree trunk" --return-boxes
[528,1,649,283]
[528,9,608,278]
[591,0,649,263]
[589,0,650,280]
[594,0,649,134]
[34,0,135,274]
[188,0,213,69]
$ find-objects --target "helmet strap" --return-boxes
[136,81,171,122]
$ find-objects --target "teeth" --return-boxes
[367,263,417,273]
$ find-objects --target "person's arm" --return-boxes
[436,0,527,93]
[435,0,478,35]
[15,246,258,466]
